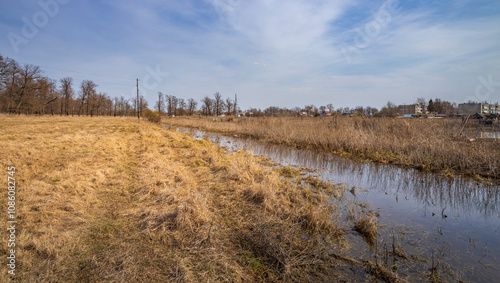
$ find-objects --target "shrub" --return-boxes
[143,109,161,123]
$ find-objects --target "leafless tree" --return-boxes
[123,97,131,116]
[139,95,147,117]
[178,98,186,116]
[375,101,398,117]
[166,94,178,116]
[213,92,223,116]
[201,96,213,116]
[36,77,58,115]
[78,80,97,116]
[187,98,197,115]
[13,64,41,114]
[416,97,427,106]
[156,92,165,115]
[94,92,108,116]
[225,97,233,115]
[60,77,73,116]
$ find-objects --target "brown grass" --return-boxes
[353,214,378,246]
[163,116,500,182]
[0,115,380,282]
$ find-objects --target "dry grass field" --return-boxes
[163,116,500,182]
[0,116,402,282]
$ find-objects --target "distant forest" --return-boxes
[0,54,459,117]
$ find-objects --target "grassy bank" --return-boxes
[0,116,406,282]
[162,116,500,182]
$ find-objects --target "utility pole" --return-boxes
[136,78,140,123]
[234,93,237,116]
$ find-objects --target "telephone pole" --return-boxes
[234,93,237,116]
[136,78,140,123]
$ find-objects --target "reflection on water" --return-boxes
[169,126,500,281]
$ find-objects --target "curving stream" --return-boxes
[168,126,500,282]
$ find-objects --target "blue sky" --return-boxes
[1,0,499,110]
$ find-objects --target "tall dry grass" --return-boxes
[163,116,500,181]
[1,116,387,282]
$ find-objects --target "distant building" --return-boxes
[458,103,500,115]
[398,104,427,115]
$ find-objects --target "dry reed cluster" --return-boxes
[163,116,500,182]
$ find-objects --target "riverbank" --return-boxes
[162,116,500,183]
[0,116,405,282]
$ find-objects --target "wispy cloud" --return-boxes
[1,0,499,109]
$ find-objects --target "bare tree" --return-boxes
[79,80,97,116]
[94,92,107,116]
[304,104,318,116]
[0,56,119,116]
[178,98,186,116]
[201,96,213,116]
[416,97,427,106]
[113,97,118,116]
[156,92,165,115]
[0,56,21,113]
[123,97,130,116]
[171,96,178,116]
[375,101,398,117]
[13,64,41,114]
[36,77,58,115]
[225,97,233,115]
[139,95,147,117]
[213,92,223,116]
[60,77,73,116]
[5,59,21,114]
[187,98,197,115]
[364,106,378,116]
[166,94,178,116]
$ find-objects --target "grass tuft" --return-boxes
[354,214,378,245]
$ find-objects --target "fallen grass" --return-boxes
[0,115,398,282]
[353,214,378,246]
[163,116,500,182]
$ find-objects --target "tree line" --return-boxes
[1,54,461,118]
[0,54,149,116]
[0,54,239,117]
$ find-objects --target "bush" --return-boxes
[143,109,161,123]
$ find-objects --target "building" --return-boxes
[489,104,500,114]
[398,104,427,115]
[458,103,500,115]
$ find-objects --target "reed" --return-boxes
[163,116,500,181]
